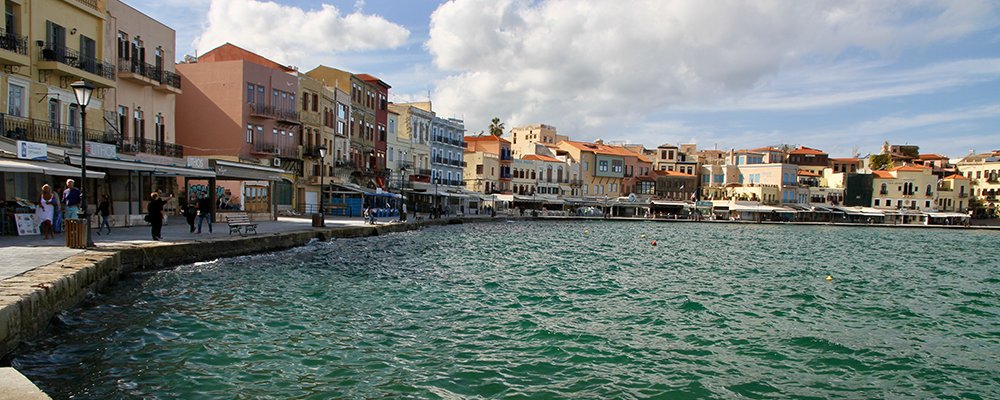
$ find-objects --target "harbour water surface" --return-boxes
[12,221,1000,398]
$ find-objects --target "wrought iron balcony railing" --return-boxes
[1,114,119,148]
[40,42,115,81]
[0,29,28,56]
[120,138,184,158]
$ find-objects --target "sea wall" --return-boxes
[0,218,460,359]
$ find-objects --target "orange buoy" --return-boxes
[651,240,657,246]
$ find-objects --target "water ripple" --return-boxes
[11,221,1000,399]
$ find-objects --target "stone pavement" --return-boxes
[0,215,375,280]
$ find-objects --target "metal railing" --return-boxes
[118,58,161,81]
[39,42,115,81]
[0,29,28,56]
[2,114,119,147]
[161,70,181,89]
[120,138,184,158]
[252,138,299,158]
[248,103,298,122]
[73,0,99,11]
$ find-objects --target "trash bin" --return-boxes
[312,213,325,227]
[65,218,87,248]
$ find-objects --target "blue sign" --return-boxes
[16,141,47,161]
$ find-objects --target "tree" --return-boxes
[869,153,892,170]
[488,117,505,137]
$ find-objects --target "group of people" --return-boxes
[149,192,214,241]
[35,179,113,240]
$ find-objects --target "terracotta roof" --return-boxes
[916,153,948,160]
[788,146,827,155]
[797,170,821,177]
[356,73,391,89]
[198,43,295,72]
[943,173,969,180]
[465,135,510,144]
[872,170,894,179]
[751,147,783,152]
[561,140,647,160]
[653,170,696,177]
[889,165,931,172]
[831,157,860,162]
[522,154,561,163]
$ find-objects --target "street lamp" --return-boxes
[315,145,327,227]
[70,79,95,248]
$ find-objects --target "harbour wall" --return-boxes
[0,218,463,359]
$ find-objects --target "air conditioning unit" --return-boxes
[273,158,281,167]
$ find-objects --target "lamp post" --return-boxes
[70,80,95,248]
[315,145,327,227]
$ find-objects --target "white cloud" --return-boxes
[426,0,999,138]
[194,0,409,68]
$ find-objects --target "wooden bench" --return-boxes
[225,213,258,236]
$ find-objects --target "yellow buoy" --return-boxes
[825,275,833,281]
[641,234,646,238]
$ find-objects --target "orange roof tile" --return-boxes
[889,165,931,172]
[872,170,894,179]
[797,170,822,177]
[522,154,561,163]
[789,146,827,155]
[943,173,969,180]
[653,170,696,177]
[751,146,783,152]
[916,153,948,160]
[465,135,510,144]
[356,73,391,89]
[199,43,295,72]
[830,157,860,162]
[560,140,647,160]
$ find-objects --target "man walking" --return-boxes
[62,179,81,219]
[197,192,213,234]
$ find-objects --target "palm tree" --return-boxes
[488,117,505,137]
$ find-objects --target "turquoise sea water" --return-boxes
[11,221,1000,399]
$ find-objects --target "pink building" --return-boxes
[176,43,297,217]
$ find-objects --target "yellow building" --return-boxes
[508,123,566,158]
[871,165,937,211]
[956,151,999,217]
[2,0,115,145]
[935,174,970,212]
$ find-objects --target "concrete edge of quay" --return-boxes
[0,217,468,396]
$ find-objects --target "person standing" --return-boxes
[401,202,407,222]
[147,192,172,240]
[62,179,81,219]
[96,194,112,235]
[182,200,197,233]
[37,184,57,240]
[196,193,213,234]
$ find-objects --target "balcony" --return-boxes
[433,156,444,165]
[1,114,118,148]
[251,139,300,159]
[500,152,512,161]
[37,42,116,88]
[302,145,325,158]
[156,70,182,94]
[276,109,300,124]
[0,29,29,66]
[117,58,160,86]
[500,172,512,180]
[248,103,274,119]
[120,138,184,158]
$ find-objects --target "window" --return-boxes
[154,47,163,72]
[611,160,623,173]
[117,31,128,60]
[155,114,165,143]
[117,105,128,138]
[7,81,24,117]
[599,160,608,172]
[874,199,880,206]
[247,83,255,103]
[134,109,145,141]
[246,124,253,143]
[388,146,394,162]
[273,89,279,106]
[312,94,318,112]
[925,201,931,208]
[886,199,892,207]
[302,93,309,110]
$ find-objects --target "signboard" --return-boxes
[85,141,117,159]
[15,213,39,235]
[186,156,208,169]
[16,141,47,161]
[696,201,713,207]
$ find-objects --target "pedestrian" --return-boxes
[147,192,172,240]
[196,193,213,234]
[37,184,57,240]
[401,202,408,222]
[182,201,197,233]
[62,179,81,219]
[96,194,112,235]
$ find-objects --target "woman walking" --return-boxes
[37,184,58,240]
[96,194,112,235]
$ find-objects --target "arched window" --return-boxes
[926,185,933,196]
[880,183,888,195]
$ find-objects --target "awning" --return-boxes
[68,156,215,177]
[926,212,969,218]
[0,158,106,179]
[212,160,283,180]
[651,200,690,206]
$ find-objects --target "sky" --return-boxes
[129,0,1000,158]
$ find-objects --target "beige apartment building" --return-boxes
[957,151,1000,217]
[508,124,566,158]
[871,165,938,211]
[935,174,970,212]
